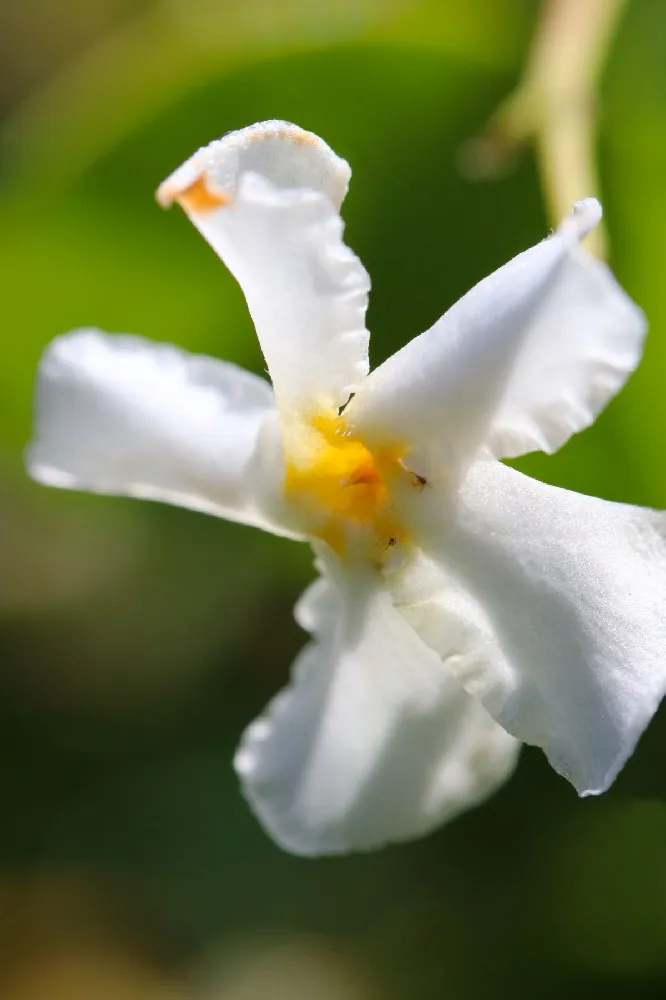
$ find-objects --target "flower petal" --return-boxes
[235,555,519,855]
[158,121,370,418]
[347,200,645,469]
[27,329,295,534]
[401,460,666,795]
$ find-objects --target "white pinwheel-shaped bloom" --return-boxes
[28,121,666,855]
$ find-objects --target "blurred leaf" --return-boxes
[598,0,666,507]
[1,0,531,193]
[544,800,666,975]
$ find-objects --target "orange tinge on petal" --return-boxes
[158,173,231,214]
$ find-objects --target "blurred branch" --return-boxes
[460,0,628,258]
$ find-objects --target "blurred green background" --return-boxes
[0,0,665,996]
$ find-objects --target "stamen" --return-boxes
[284,411,409,557]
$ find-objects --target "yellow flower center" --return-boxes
[284,412,409,556]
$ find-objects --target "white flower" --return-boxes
[27,120,666,856]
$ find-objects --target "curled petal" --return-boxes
[399,460,666,795]
[347,200,645,471]
[235,555,519,855]
[157,120,351,214]
[158,121,370,418]
[27,329,295,535]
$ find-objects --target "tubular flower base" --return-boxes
[27,121,666,855]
